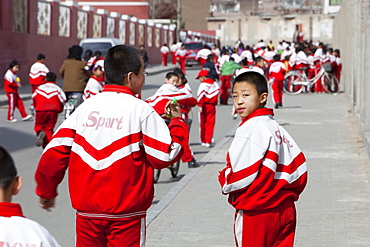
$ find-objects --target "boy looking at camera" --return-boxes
[218,71,307,247]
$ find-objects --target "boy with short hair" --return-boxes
[35,45,188,246]
[32,72,66,148]
[0,146,59,246]
[218,71,307,247]
[196,69,220,147]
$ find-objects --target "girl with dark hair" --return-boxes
[3,60,32,122]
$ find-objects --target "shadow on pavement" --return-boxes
[0,126,36,152]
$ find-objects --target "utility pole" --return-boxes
[177,0,182,42]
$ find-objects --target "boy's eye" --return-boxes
[243,94,249,97]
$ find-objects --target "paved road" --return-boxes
[2,67,370,246]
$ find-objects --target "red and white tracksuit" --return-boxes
[176,49,187,74]
[160,46,170,66]
[83,76,104,101]
[218,108,307,247]
[0,202,60,246]
[3,69,29,121]
[35,85,188,246]
[145,83,197,162]
[269,61,286,106]
[196,49,212,67]
[29,61,49,93]
[313,48,327,92]
[240,50,254,66]
[170,44,178,65]
[197,78,219,145]
[32,82,66,148]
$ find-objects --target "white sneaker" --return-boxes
[22,115,32,121]
[204,143,211,148]
[7,119,17,123]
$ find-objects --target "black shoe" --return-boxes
[188,158,200,168]
[279,103,283,107]
[275,103,279,109]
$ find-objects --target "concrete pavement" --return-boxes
[3,65,370,246]
[146,92,370,246]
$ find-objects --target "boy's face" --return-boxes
[232,81,267,119]
[130,59,145,94]
[165,75,179,86]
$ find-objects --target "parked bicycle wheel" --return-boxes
[154,169,161,183]
[169,160,180,178]
[321,73,339,93]
[283,71,305,95]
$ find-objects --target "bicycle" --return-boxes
[64,93,83,119]
[283,66,339,95]
[153,118,193,183]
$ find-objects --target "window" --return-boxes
[329,0,342,6]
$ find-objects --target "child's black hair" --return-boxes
[46,72,57,82]
[273,54,281,61]
[104,45,142,85]
[9,60,20,69]
[233,72,268,106]
[173,68,187,85]
[165,72,179,80]
[0,146,17,190]
[37,53,46,61]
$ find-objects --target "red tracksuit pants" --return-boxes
[171,52,176,65]
[220,75,232,104]
[161,53,168,66]
[234,200,296,247]
[177,57,186,74]
[271,79,284,105]
[181,119,194,162]
[6,93,28,121]
[76,216,146,247]
[199,104,216,144]
[34,111,59,148]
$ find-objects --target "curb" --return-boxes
[146,122,239,226]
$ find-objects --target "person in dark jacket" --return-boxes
[202,54,219,81]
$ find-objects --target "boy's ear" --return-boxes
[260,92,268,103]
[12,176,22,196]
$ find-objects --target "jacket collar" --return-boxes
[0,202,24,217]
[240,108,274,126]
[102,84,135,96]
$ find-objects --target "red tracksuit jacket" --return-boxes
[219,108,307,211]
[35,84,188,220]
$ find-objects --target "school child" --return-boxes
[196,70,220,147]
[29,53,49,93]
[0,146,60,246]
[175,44,187,74]
[334,49,342,82]
[170,42,178,65]
[32,72,66,148]
[35,45,188,246]
[83,60,105,101]
[202,54,219,81]
[160,43,170,66]
[218,71,307,247]
[219,57,241,105]
[196,45,212,67]
[269,54,286,109]
[3,60,32,123]
[146,71,199,168]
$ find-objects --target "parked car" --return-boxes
[79,37,122,57]
[184,41,203,66]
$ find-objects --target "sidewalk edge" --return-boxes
[146,121,238,226]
